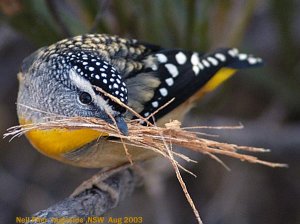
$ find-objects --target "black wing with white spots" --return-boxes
[130,47,263,120]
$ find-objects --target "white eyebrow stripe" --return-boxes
[69,68,94,96]
[69,68,115,115]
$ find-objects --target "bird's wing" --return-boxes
[124,46,263,120]
[55,34,263,121]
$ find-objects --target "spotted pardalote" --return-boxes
[17,34,263,168]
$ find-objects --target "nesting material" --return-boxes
[6,113,287,170]
[5,88,287,224]
[5,113,287,224]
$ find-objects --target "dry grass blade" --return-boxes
[160,130,203,224]
[3,115,287,223]
[6,117,280,168]
[5,90,287,224]
[93,86,153,126]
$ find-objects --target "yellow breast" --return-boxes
[19,119,107,160]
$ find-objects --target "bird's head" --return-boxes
[17,45,129,159]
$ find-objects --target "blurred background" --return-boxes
[0,0,299,223]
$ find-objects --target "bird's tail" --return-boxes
[191,48,263,100]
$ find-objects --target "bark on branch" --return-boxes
[25,166,141,224]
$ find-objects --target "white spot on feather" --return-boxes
[165,77,174,86]
[191,53,200,65]
[198,62,204,70]
[152,101,159,108]
[159,88,168,96]
[238,53,248,60]
[248,57,258,64]
[151,64,158,71]
[202,59,210,67]
[193,65,200,75]
[215,53,226,62]
[156,53,168,63]
[228,48,239,57]
[175,52,187,64]
[207,57,219,66]
[165,63,179,77]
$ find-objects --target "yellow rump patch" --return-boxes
[192,67,237,101]
[202,67,236,92]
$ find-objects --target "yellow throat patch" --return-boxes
[19,118,107,159]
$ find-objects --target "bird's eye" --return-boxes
[79,92,92,105]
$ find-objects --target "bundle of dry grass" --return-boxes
[4,88,287,224]
[5,116,287,170]
[4,114,287,224]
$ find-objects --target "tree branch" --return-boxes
[25,166,141,224]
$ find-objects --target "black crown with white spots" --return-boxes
[48,50,128,113]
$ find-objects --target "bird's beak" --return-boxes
[114,116,128,136]
[95,110,128,136]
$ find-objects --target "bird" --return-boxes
[17,33,263,168]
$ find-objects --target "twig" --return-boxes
[25,166,140,224]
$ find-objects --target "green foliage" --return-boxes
[1,0,247,48]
